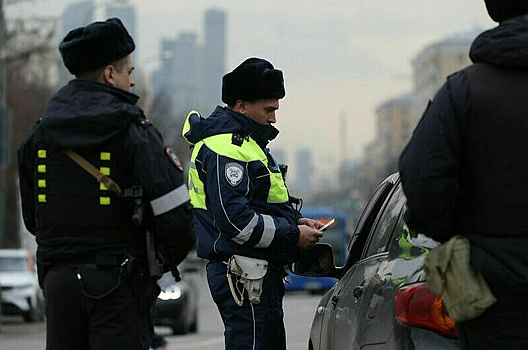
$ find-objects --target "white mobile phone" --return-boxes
[320,218,335,232]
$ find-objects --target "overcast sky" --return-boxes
[8,0,496,167]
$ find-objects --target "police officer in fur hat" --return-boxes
[182,58,325,349]
[18,18,195,350]
[399,1,528,348]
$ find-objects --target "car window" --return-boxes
[364,183,406,257]
[0,257,29,272]
[345,178,395,269]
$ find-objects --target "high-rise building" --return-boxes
[411,30,480,124]
[150,8,226,127]
[62,1,94,33]
[202,8,226,115]
[374,94,412,174]
[58,1,95,86]
[105,4,137,60]
[295,149,312,191]
[171,32,201,118]
[152,33,200,119]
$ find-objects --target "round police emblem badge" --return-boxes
[225,162,244,186]
[165,147,183,172]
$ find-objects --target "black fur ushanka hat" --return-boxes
[59,17,135,75]
[222,57,285,105]
[484,0,528,22]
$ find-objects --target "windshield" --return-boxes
[0,257,29,272]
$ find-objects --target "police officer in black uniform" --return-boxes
[17,18,195,350]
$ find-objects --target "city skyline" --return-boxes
[6,0,496,168]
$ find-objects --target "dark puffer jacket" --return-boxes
[398,19,528,294]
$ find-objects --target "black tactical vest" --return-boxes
[31,126,144,244]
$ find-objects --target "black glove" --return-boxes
[171,266,181,282]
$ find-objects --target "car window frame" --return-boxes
[344,174,398,270]
[362,182,406,259]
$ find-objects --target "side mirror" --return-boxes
[290,243,334,277]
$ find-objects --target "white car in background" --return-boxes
[0,249,45,322]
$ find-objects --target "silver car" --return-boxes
[291,174,462,349]
[0,249,45,322]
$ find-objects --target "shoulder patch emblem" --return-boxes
[225,162,244,186]
[165,147,183,172]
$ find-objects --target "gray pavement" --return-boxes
[0,272,320,350]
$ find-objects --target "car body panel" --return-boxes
[154,272,199,335]
[0,249,45,322]
[302,174,462,349]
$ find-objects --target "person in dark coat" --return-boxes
[398,1,528,348]
[17,18,195,350]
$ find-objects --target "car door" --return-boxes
[317,174,398,350]
[332,180,406,350]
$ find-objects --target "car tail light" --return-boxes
[26,250,36,273]
[395,282,457,339]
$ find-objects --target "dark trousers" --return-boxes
[207,260,286,350]
[44,266,158,350]
[456,287,528,349]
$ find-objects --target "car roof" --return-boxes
[0,249,31,258]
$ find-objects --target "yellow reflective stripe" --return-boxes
[100,152,111,161]
[188,144,206,209]
[100,197,110,205]
[38,194,46,203]
[38,179,46,188]
[182,110,201,144]
[37,150,46,158]
[204,134,263,162]
[189,134,289,208]
[188,169,206,209]
[100,167,110,176]
[37,165,46,173]
[100,183,108,191]
[268,172,289,203]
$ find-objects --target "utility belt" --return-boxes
[49,254,148,278]
[225,255,268,306]
[44,254,153,301]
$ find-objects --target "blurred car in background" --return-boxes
[154,251,202,335]
[0,249,45,322]
[291,173,462,349]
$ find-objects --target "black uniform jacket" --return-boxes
[18,79,195,271]
[399,19,528,294]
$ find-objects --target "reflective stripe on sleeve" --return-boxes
[232,214,259,245]
[255,214,275,248]
[150,184,190,216]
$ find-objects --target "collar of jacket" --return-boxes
[68,79,140,105]
[224,107,280,148]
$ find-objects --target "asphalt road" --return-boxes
[0,271,323,349]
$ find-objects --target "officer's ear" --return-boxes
[234,100,246,115]
[102,64,117,86]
